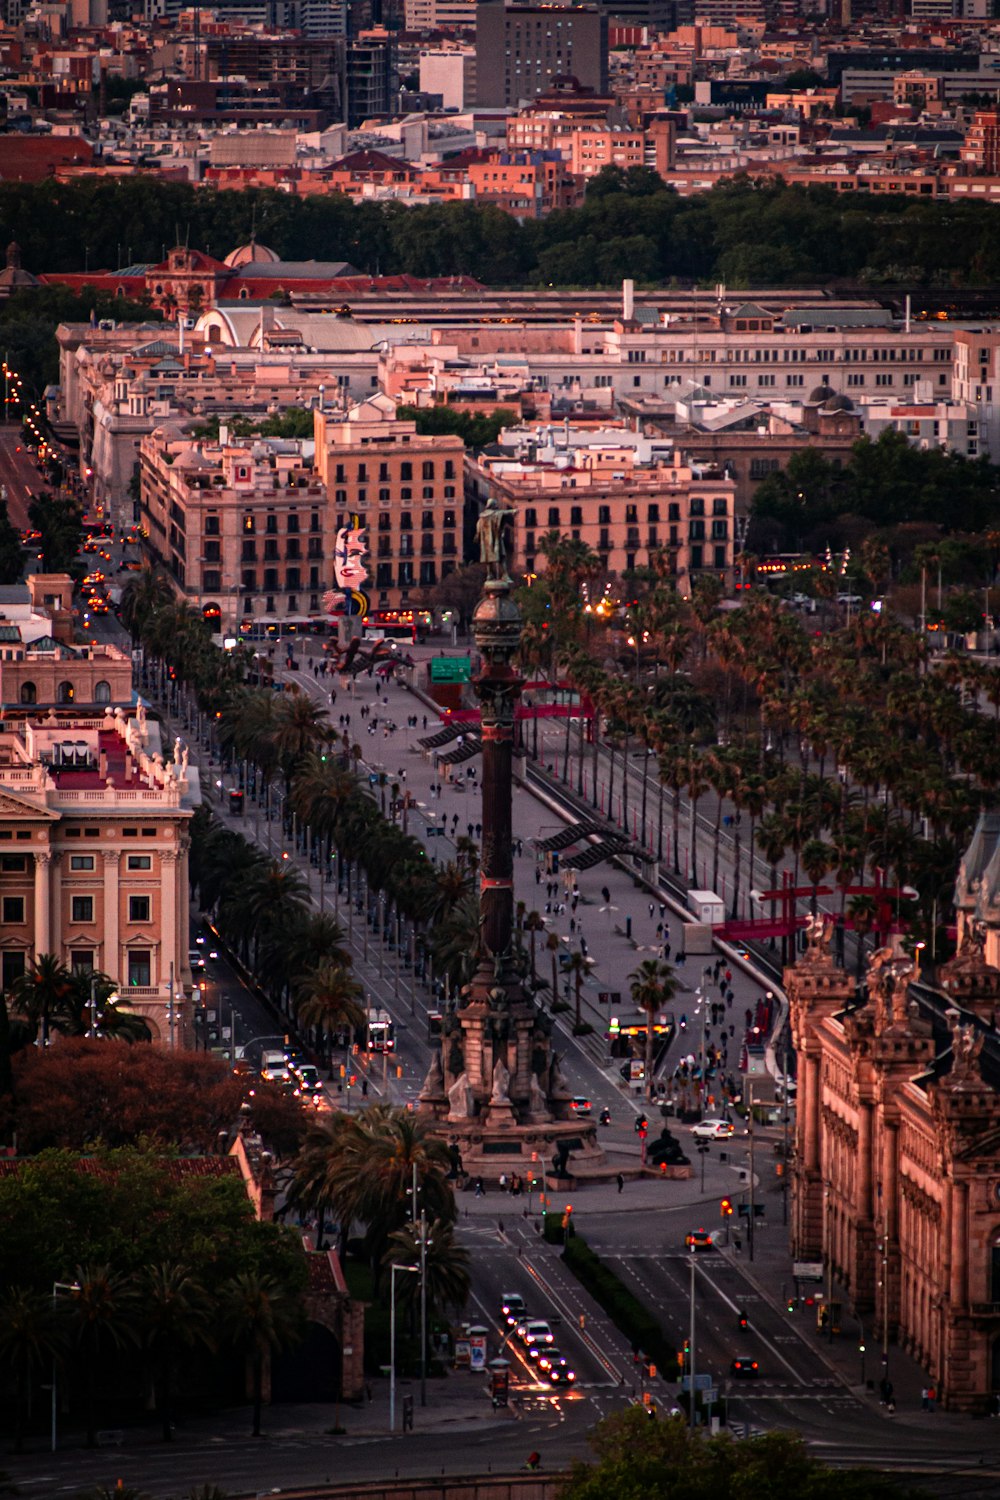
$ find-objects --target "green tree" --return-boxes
[629,959,678,1100]
[0,1285,62,1452]
[0,494,23,584]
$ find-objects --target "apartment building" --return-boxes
[0,708,197,1043]
[140,427,334,628]
[474,0,609,107]
[467,436,735,587]
[313,400,466,608]
[951,328,1000,458]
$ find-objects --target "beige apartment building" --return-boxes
[467,440,735,588]
[0,708,197,1043]
[314,400,466,608]
[140,426,334,628]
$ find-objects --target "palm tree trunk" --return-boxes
[644,1006,654,1100]
[252,1353,263,1438]
[640,746,649,853]
[731,825,742,919]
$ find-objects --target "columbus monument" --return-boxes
[419,497,605,1181]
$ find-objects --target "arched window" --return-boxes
[19,681,36,705]
[57,681,74,704]
[94,680,111,704]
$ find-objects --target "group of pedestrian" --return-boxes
[496,1173,530,1195]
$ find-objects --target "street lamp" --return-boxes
[52,1281,81,1451]
[390,1263,419,1432]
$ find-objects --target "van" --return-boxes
[261,1050,290,1083]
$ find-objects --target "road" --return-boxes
[0,425,44,530]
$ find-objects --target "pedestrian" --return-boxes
[602,886,611,904]
[676,950,686,966]
[535,868,542,885]
[725,969,732,984]
[648,902,655,919]
[362,1079,368,1098]
[656,922,664,939]
[423,716,428,730]
[927,1386,936,1412]
[664,941,671,960]
[887,1398,896,1415]
[617,1172,625,1194]
[498,1219,504,1236]
[921,1388,929,1412]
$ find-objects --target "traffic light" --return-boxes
[738,1310,748,1329]
[634,1114,648,1134]
[720,1197,733,1218]
[787,1294,796,1313]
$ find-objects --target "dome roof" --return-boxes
[224,241,280,268]
[822,392,854,412]
[808,382,835,404]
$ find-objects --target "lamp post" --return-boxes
[51,1281,81,1451]
[688,1247,697,1431]
[390,1263,419,1433]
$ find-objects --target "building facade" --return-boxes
[0,708,197,1042]
[788,920,1000,1411]
[314,399,466,608]
[475,1,608,107]
[467,439,735,586]
[139,426,334,628]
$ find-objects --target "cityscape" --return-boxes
[6,0,1000,1497]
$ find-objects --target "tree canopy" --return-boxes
[563,1408,920,1500]
[7,174,1000,294]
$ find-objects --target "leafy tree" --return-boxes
[562,1408,917,1500]
[0,495,23,585]
[628,959,677,1099]
[396,404,515,448]
[27,491,84,573]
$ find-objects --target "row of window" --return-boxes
[0,853,153,872]
[206,539,323,562]
[333,460,455,483]
[524,545,729,574]
[234,569,320,593]
[236,512,322,536]
[521,499,728,528]
[374,562,442,587]
[19,681,112,706]
[333,486,457,507]
[3,893,154,924]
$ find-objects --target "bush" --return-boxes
[562,1233,672,1370]
[542,1214,564,1245]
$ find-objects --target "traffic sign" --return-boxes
[793,1260,825,1282]
[430,656,472,683]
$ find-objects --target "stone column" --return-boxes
[103,851,120,983]
[804,1054,821,1172]
[49,852,62,957]
[471,581,523,965]
[33,850,51,955]
[857,1102,873,1220]
[161,848,179,985]
[949,1180,967,1311]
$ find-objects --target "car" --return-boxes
[501,1293,527,1326]
[188,949,206,973]
[571,1096,592,1116]
[293,1062,322,1092]
[208,947,219,961]
[540,1350,575,1384]
[82,572,105,586]
[730,1357,759,1379]
[517,1319,554,1349]
[690,1118,734,1141]
[685,1228,715,1251]
[836,593,863,606]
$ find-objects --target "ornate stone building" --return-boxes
[787,918,1000,1410]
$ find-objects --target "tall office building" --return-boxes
[475,1,608,107]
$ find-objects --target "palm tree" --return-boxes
[800,838,833,916]
[13,953,74,1047]
[218,1272,304,1437]
[564,949,592,1029]
[119,562,175,643]
[0,1286,62,1452]
[270,693,330,808]
[294,961,365,1064]
[629,958,677,1100]
[66,1264,139,1448]
[383,1217,471,1337]
[138,1263,212,1443]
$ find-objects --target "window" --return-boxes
[2,952,25,990]
[70,855,95,871]
[0,855,26,871]
[422,461,435,481]
[57,681,74,704]
[129,895,151,923]
[94,680,111,704]
[204,540,221,562]
[204,514,220,535]
[400,462,412,481]
[2,896,24,924]
[127,855,151,871]
[71,895,94,923]
[203,571,221,591]
[547,508,560,527]
[570,506,583,525]
[19,682,36,705]
[127,950,151,987]
[70,950,94,973]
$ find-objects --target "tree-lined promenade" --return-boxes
[521,530,1000,961]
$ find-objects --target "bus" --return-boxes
[366,1009,396,1053]
[362,608,430,645]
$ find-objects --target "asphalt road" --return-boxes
[0,425,44,530]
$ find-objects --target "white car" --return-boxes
[188,948,206,974]
[517,1318,554,1349]
[690,1118,735,1141]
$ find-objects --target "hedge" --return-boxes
[562,1232,672,1371]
